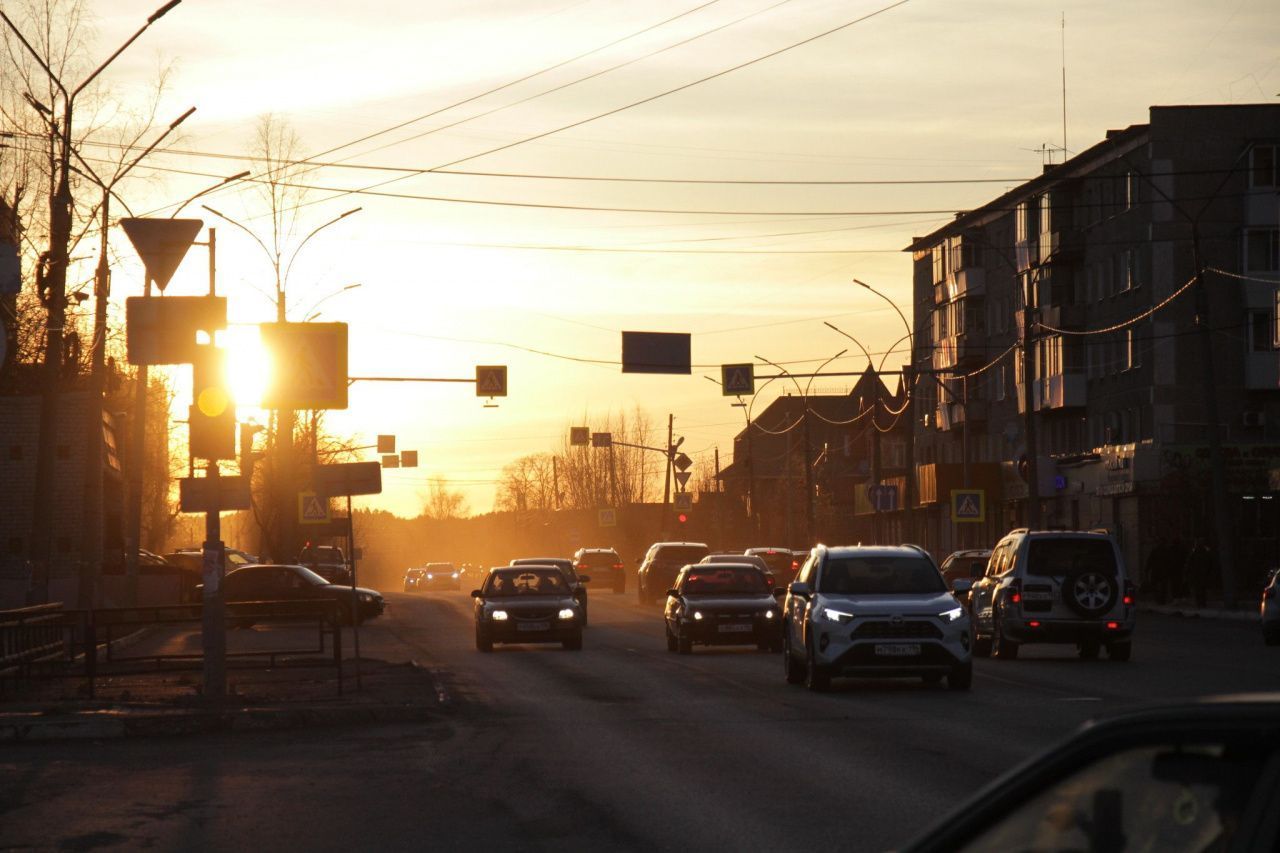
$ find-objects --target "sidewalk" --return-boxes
[1140,598,1261,622]
[1,622,445,742]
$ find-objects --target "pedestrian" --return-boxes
[1185,539,1214,609]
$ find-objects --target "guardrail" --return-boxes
[0,600,344,700]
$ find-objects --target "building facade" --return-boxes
[907,104,1280,593]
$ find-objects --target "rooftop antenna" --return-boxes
[1061,11,1069,160]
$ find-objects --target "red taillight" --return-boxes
[1008,579,1022,605]
[1106,621,1120,630]
[576,564,587,570]
[791,560,799,570]
[1028,620,1041,628]
[1123,581,1135,606]
[613,563,624,570]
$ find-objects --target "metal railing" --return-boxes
[0,599,345,699]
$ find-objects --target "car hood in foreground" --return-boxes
[816,591,959,615]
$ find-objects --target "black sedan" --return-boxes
[209,564,384,624]
[510,557,590,625]
[473,567,584,652]
[664,563,782,654]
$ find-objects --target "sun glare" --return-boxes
[223,325,271,412]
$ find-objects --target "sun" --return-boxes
[221,325,271,412]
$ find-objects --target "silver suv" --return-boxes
[969,529,1135,661]
[781,545,973,692]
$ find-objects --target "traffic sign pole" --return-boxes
[201,463,226,703]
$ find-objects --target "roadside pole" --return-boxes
[348,493,362,690]
[201,464,226,701]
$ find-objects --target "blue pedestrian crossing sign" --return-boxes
[950,489,985,523]
[721,363,754,396]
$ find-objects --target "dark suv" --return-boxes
[636,542,710,605]
[573,547,626,594]
[298,544,351,585]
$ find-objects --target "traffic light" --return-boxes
[189,344,235,460]
[677,512,688,524]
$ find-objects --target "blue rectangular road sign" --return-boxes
[951,489,986,523]
[621,331,691,374]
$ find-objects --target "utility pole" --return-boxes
[802,405,815,545]
[552,455,561,509]
[662,413,673,538]
[1021,277,1042,529]
[903,364,916,544]
[870,404,882,544]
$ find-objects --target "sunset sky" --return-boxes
[68,0,1280,516]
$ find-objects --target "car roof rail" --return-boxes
[1008,527,1029,535]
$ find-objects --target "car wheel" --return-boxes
[563,630,583,651]
[1078,640,1101,660]
[992,612,1019,660]
[1064,570,1119,618]
[1106,640,1132,662]
[666,625,678,653]
[783,628,804,685]
[475,625,493,653]
[947,661,973,691]
[677,628,692,655]
[804,640,830,692]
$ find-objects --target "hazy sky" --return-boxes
[67,0,1280,516]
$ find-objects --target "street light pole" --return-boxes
[1,0,183,604]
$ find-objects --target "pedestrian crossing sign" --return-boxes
[299,490,331,525]
[476,365,507,397]
[721,363,754,396]
[950,489,985,523]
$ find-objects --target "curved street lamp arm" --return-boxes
[72,0,181,101]
[877,331,912,374]
[171,170,250,218]
[823,321,872,367]
[0,12,70,102]
[853,278,913,352]
[804,349,848,398]
[201,204,274,265]
[755,354,805,400]
[281,207,361,291]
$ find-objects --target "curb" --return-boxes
[1140,604,1260,623]
[0,702,440,743]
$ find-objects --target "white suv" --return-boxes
[969,529,1135,661]
[781,545,973,692]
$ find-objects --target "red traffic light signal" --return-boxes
[677,513,688,524]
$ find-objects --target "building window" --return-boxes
[1124,328,1139,369]
[1249,310,1277,352]
[932,244,948,285]
[1244,228,1280,273]
[1250,144,1277,188]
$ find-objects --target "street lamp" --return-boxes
[304,283,363,322]
[1,0,184,605]
[171,170,251,219]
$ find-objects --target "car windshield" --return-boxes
[484,569,570,597]
[1027,539,1117,577]
[682,567,768,594]
[818,556,946,595]
[226,551,249,566]
[657,546,709,564]
[512,559,577,581]
[749,550,793,573]
[579,552,619,567]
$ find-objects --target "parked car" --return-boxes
[744,547,800,587]
[969,528,1135,661]
[700,553,774,586]
[940,548,992,587]
[298,544,351,585]
[1262,568,1279,646]
[781,544,972,691]
[636,542,710,605]
[573,547,627,594]
[472,566,583,652]
[900,695,1280,852]
[510,558,590,625]
[664,562,782,654]
[207,563,384,624]
[166,546,255,575]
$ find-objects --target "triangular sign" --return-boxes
[674,471,691,489]
[302,494,328,521]
[120,218,203,292]
[958,495,979,516]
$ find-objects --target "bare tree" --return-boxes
[423,477,469,521]
[495,452,558,512]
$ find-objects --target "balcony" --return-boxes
[936,400,988,432]
[1038,303,1086,331]
[953,267,985,299]
[1017,371,1087,412]
[932,333,986,371]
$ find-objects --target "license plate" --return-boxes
[517,621,550,632]
[718,624,753,633]
[874,643,921,657]
[1023,591,1054,601]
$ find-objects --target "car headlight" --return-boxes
[451,572,459,579]
[426,574,434,580]
[359,593,373,602]
[763,609,776,620]
[692,611,704,621]
[939,606,965,623]
[491,610,509,621]
[822,607,854,624]
[558,608,575,620]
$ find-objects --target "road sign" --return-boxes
[673,492,693,513]
[591,432,612,448]
[570,427,589,447]
[298,491,330,525]
[674,470,691,490]
[381,454,400,469]
[376,434,396,454]
[621,331,691,374]
[721,363,754,396]
[126,296,227,365]
[951,489,986,523]
[179,476,251,514]
[867,483,899,513]
[598,508,617,528]
[120,217,203,292]
[313,461,382,497]
[672,452,692,472]
[400,450,418,468]
[260,322,348,410]
[476,365,507,397]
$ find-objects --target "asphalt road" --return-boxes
[3,589,1278,852]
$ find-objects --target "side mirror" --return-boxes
[789,581,811,597]
[951,578,974,595]
[470,589,481,598]
[666,588,679,597]
[578,574,591,583]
